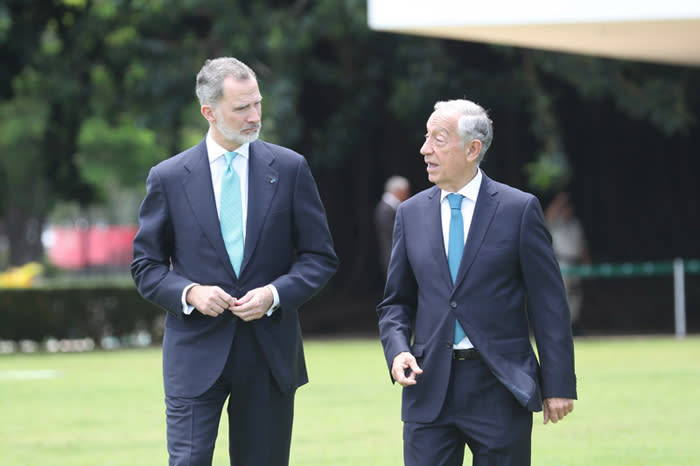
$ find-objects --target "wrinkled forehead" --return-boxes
[426,110,459,133]
[221,77,261,102]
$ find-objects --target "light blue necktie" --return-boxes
[447,193,467,343]
[220,151,244,275]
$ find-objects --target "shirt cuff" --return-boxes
[181,283,199,315]
[265,284,280,316]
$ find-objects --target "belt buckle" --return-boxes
[453,348,478,360]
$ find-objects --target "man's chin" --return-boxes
[240,133,259,144]
[228,131,260,146]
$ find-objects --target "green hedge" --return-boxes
[0,287,163,343]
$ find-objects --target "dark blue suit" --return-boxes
[131,138,338,464]
[377,173,576,464]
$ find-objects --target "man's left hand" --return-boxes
[543,397,574,424]
[229,286,274,321]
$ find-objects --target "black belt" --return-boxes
[453,348,479,360]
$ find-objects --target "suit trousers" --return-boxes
[403,357,532,466]
[165,321,295,466]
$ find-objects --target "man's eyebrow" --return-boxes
[234,98,262,110]
[427,127,449,135]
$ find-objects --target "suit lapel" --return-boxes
[240,140,279,274]
[454,173,499,287]
[182,140,237,279]
[423,187,453,288]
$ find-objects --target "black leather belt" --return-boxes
[453,348,479,360]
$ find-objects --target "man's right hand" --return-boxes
[186,285,235,317]
[391,352,423,386]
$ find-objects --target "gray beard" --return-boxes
[216,120,261,146]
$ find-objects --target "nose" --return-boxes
[246,106,261,123]
[420,139,432,156]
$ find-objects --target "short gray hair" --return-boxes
[195,57,257,107]
[384,175,410,193]
[434,99,493,165]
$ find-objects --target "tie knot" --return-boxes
[223,151,238,166]
[447,193,463,210]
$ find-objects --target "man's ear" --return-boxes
[466,139,482,162]
[201,105,216,123]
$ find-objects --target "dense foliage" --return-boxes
[1,0,699,293]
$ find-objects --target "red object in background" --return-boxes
[46,226,138,270]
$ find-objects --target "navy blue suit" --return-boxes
[131,138,338,464]
[378,173,576,464]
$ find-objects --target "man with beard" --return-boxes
[131,57,338,465]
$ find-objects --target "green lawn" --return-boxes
[1,336,699,465]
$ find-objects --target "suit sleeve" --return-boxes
[519,196,577,400]
[268,157,339,311]
[376,205,418,371]
[131,167,193,317]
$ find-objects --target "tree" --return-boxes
[1,0,698,286]
[0,0,202,265]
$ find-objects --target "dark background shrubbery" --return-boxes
[0,287,162,343]
[1,275,698,344]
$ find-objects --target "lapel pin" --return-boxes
[268,176,277,184]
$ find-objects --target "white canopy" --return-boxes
[367,0,700,66]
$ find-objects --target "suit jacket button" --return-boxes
[450,301,457,308]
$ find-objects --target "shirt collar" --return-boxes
[206,130,250,164]
[440,168,482,203]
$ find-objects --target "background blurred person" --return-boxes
[374,175,411,278]
[545,191,591,334]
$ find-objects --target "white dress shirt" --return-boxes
[181,132,279,315]
[440,169,482,349]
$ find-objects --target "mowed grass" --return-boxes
[1,336,699,465]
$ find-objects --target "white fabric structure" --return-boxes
[367,0,700,65]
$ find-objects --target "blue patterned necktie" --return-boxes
[447,193,467,343]
[220,151,244,275]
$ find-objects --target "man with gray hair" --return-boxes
[377,99,577,465]
[375,175,410,278]
[132,57,338,465]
